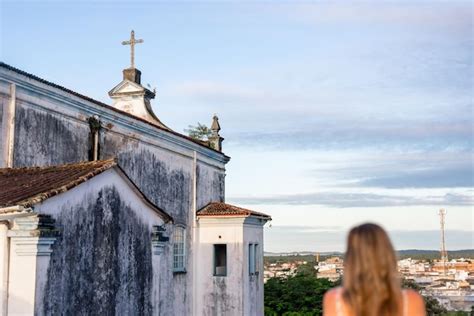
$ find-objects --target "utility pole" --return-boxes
[439,209,448,277]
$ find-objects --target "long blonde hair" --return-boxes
[343,223,402,316]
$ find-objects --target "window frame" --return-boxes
[249,243,256,275]
[254,243,259,275]
[172,226,186,273]
[213,244,227,277]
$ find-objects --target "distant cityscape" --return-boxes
[264,251,474,312]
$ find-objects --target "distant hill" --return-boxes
[264,249,474,262]
[264,251,342,257]
[397,249,474,260]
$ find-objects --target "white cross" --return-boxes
[122,30,144,69]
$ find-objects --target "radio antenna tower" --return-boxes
[439,209,448,276]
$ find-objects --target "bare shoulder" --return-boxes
[324,287,341,299]
[403,289,426,316]
[323,287,341,316]
[404,289,424,303]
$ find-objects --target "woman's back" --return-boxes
[322,224,427,316]
[323,287,426,316]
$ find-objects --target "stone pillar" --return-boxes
[0,222,9,315]
[1,83,16,167]
[151,225,169,314]
[7,214,58,315]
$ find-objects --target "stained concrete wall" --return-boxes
[196,218,245,316]
[197,164,225,210]
[243,222,265,316]
[195,217,267,316]
[33,169,167,315]
[13,102,90,166]
[0,66,229,315]
[0,94,4,160]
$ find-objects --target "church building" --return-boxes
[0,31,270,316]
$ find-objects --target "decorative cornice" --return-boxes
[11,237,57,256]
[8,214,59,256]
[197,216,268,227]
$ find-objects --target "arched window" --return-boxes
[173,226,186,272]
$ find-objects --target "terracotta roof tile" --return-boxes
[0,159,173,222]
[197,202,271,219]
[0,159,117,208]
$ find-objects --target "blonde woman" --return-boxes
[323,223,426,316]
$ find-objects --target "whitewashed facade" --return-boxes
[0,61,270,315]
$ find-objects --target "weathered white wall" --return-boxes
[195,217,267,316]
[7,237,39,315]
[196,163,225,209]
[196,217,245,316]
[34,168,166,234]
[0,64,229,316]
[243,220,266,316]
[32,169,167,315]
[0,223,8,315]
[0,66,228,169]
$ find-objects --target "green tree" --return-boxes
[264,272,335,316]
[296,263,317,277]
[184,123,212,141]
[265,276,461,316]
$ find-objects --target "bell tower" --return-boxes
[108,30,166,128]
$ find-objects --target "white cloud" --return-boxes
[229,191,473,208]
[281,2,472,34]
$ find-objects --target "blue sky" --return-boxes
[1,0,472,252]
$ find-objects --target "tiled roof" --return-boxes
[197,202,271,219]
[0,62,228,159]
[0,160,173,222]
[0,159,117,208]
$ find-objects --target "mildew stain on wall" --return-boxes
[42,186,153,315]
[13,105,89,167]
[117,149,192,223]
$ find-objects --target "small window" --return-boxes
[254,243,259,274]
[173,227,186,272]
[214,244,227,276]
[249,243,255,275]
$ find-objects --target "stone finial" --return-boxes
[211,115,221,133]
[209,115,224,152]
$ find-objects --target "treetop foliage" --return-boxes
[264,271,467,316]
[185,123,212,141]
[264,267,335,316]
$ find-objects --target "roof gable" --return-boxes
[0,159,116,208]
[0,159,172,222]
[108,79,145,96]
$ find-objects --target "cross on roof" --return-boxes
[122,30,143,69]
